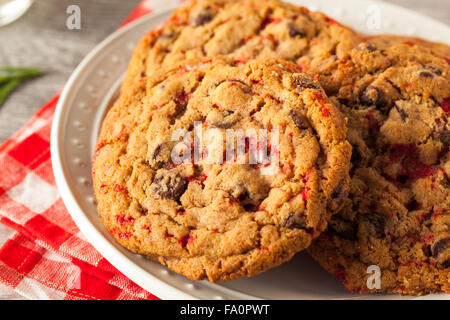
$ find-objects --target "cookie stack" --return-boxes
[92,0,449,295]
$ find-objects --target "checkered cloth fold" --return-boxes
[0,0,185,300]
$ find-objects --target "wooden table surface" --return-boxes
[0,0,448,300]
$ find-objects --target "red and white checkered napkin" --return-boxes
[0,95,159,300]
[0,0,186,300]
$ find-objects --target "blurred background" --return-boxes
[0,0,140,143]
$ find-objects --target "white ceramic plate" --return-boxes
[51,0,450,300]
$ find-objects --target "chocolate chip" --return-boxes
[419,71,434,78]
[289,110,308,130]
[367,44,377,52]
[356,43,377,52]
[329,217,356,240]
[361,213,386,238]
[283,213,295,228]
[441,175,450,189]
[360,86,387,109]
[292,75,320,91]
[194,7,213,26]
[150,143,172,169]
[426,65,442,76]
[283,213,306,230]
[231,184,262,211]
[151,171,187,200]
[238,190,250,202]
[405,198,421,211]
[139,205,148,216]
[394,104,408,122]
[287,22,305,38]
[423,245,432,258]
[152,145,162,161]
[432,238,450,262]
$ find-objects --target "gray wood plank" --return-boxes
[0,0,141,143]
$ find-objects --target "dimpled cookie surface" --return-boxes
[364,35,450,59]
[93,58,351,281]
[308,41,450,294]
[122,0,361,91]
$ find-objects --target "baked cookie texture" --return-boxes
[122,0,362,92]
[308,41,450,295]
[364,35,450,59]
[92,58,351,282]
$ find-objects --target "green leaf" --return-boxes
[0,67,42,107]
[0,78,22,106]
[0,66,42,85]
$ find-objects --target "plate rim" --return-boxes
[51,0,450,300]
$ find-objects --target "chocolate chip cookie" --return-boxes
[122,0,361,91]
[308,41,450,295]
[93,58,351,281]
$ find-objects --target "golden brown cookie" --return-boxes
[308,41,450,295]
[122,0,362,91]
[93,57,351,281]
[364,35,450,59]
